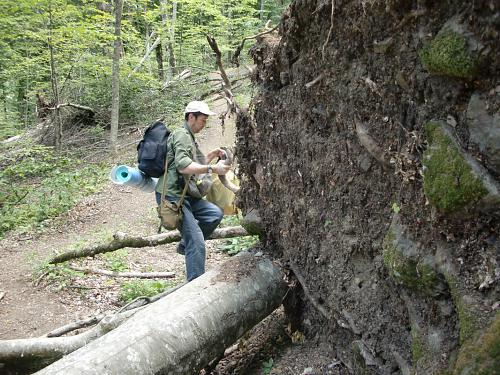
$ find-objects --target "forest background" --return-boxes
[0,0,288,238]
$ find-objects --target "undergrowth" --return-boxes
[0,140,108,238]
[218,214,260,255]
[119,280,175,303]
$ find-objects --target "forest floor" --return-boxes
[0,95,341,375]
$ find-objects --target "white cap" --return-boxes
[184,101,216,116]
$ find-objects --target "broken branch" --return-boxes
[68,266,175,279]
[48,103,94,113]
[49,226,248,264]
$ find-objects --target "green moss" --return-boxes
[453,313,500,375]
[412,327,426,363]
[382,229,438,295]
[445,273,479,344]
[423,122,488,213]
[420,30,478,79]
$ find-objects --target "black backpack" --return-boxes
[137,121,171,178]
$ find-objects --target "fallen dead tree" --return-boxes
[67,265,175,279]
[49,225,248,264]
[29,252,286,374]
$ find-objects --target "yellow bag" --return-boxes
[206,171,239,215]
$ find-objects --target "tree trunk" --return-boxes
[109,0,123,154]
[155,42,164,81]
[168,2,177,77]
[33,252,287,374]
[48,7,62,152]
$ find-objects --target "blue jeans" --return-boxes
[156,193,223,281]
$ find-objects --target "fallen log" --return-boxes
[0,309,139,372]
[68,265,175,279]
[49,225,248,264]
[33,252,287,374]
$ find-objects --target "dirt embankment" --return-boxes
[236,0,499,374]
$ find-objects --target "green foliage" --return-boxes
[103,249,129,272]
[423,122,487,213]
[420,29,478,79]
[391,203,401,214]
[262,358,274,374]
[32,261,83,290]
[220,214,241,227]
[0,141,107,238]
[0,0,286,134]
[217,235,259,255]
[119,280,173,303]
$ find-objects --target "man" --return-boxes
[156,101,230,281]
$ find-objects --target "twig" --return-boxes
[117,282,187,313]
[68,265,175,279]
[46,314,106,337]
[322,0,335,59]
[305,73,325,89]
[34,271,50,287]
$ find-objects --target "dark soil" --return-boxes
[236,1,500,374]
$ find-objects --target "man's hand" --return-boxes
[213,160,230,175]
[206,148,226,163]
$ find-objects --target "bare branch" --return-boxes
[48,102,94,113]
[68,265,175,279]
[49,226,248,264]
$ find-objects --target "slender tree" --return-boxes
[110,0,124,154]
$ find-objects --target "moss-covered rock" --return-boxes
[382,216,441,296]
[444,273,480,345]
[452,313,500,375]
[420,29,479,79]
[423,122,488,214]
[241,208,264,236]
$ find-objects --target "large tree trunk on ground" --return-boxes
[32,252,287,374]
[49,225,248,264]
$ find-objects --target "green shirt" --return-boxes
[155,122,205,198]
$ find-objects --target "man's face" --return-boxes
[189,113,209,133]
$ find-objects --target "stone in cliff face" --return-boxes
[422,122,500,215]
[382,214,444,297]
[419,18,485,80]
[467,92,500,175]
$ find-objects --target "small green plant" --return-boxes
[217,235,259,255]
[324,219,332,227]
[220,214,241,227]
[262,358,274,374]
[119,280,173,303]
[391,203,401,213]
[103,249,129,272]
[32,261,83,290]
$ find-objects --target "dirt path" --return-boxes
[0,96,236,341]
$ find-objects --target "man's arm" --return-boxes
[179,160,230,175]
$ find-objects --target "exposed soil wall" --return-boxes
[236,1,500,374]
